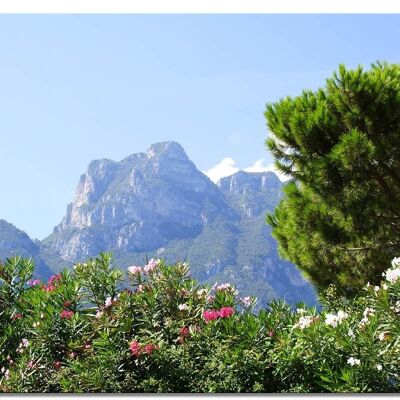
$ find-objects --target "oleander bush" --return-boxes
[0,253,399,393]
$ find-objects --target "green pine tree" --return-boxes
[265,62,400,295]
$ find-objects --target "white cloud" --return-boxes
[204,157,291,183]
[244,159,291,182]
[204,157,239,183]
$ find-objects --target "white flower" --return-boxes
[33,322,40,328]
[241,296,252,307]
[378,332,386,341]
[382,283,388,290]
[21,338,29,348]
[348,328,355,339]
[1,368,10,380]
[376,364,383,371]
[347,357,361,366]
[296,308,306,314]
[216,283,231,291]
[197,289,208,298]
[136,284,144,293]
[325,313,339,328]
[374,286,380,292]
[359,316,369,327]
[391,256,400,268]
[294,315,314,330]
[325,310,348,328]
[95,310,103,319]
[127,265,142,275]
[337,310,349,321]
[383,261,400,284]
[178,304,189,311]
[363,307,375,318]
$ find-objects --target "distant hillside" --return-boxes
[0,219,53,280]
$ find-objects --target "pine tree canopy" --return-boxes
[265,62,400,296]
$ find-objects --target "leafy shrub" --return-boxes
[0,253,399,392]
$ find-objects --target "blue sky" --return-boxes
[0,14,399,239]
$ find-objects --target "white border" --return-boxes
[0,0,399,14]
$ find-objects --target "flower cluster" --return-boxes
[42,274,62,292]
[143,258,160,274]
[60,310,74,319]
[178,326,190,344]
[294,315,315,330]
[359,307,375,327]
[203,306,235,322]
[324,310,349,328]
[127,259,161,277]
[347,357,361,366]
[129,340,158,357]
[383,260,400,284]
[28,279,41,287]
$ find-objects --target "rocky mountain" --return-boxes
[43,142,237,260]
[0,219,53,280]
[41,141,316,307]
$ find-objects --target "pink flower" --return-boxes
[104,296,113,308]
[60,310,74,319]
[27,360,35,369]
[127,265,142,275]
[143,258,160,274]
[206,294,215,303]
[21,338,29,348]
[95,310,103,318]
[28,279,41,287]
[84,342,92,350]
[180,326,189,337]
[129,340,141,357]
[218,306,235,318]
[63,300,72,308]
[203,309,219,322]
[54,361,61,370]
[48,274,62,285]
[12,313,23,320]
[43,284,56,292]
[142,343,157,355]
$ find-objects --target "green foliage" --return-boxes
[0,254,400,392]
[265,62,400,295]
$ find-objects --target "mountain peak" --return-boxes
[146,141,189,161]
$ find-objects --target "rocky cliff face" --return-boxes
[0,219,53,280]
[218,171,283,217]
[43,142,237,261]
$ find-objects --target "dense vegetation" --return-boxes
[1,254,399,393]
[266,62,400,295]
